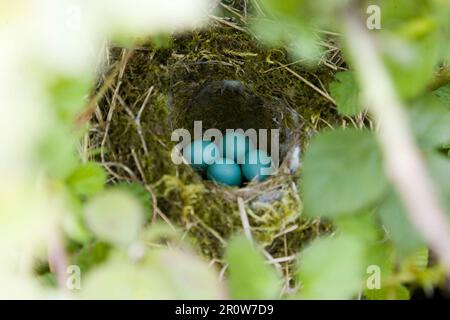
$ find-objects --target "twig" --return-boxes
[278,62,336,105]
[343,7,450,274]
[75,49,134,128]
[48,229,69,294]
[237,196,253,242]
[209,14,247,33]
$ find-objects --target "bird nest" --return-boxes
[89,21,343,279]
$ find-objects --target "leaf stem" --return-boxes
[342,7,450,274]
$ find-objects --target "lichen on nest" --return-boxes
[91,22,340,277]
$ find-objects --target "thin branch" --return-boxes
[48,229,69,294]
[237,196,253,242]
[279,62,336,105]
[343,8,450,274]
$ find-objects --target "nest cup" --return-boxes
[95,25,337,263]
[173,79,301,191]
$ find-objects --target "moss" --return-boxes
[94,23,339,271]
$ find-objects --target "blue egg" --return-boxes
[183,140,220,170]
[207,158,242,187]
[241,149,273,182]
[219,132,255,163]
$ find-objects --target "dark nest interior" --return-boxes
[88,9,352,284]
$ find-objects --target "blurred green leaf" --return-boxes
[401,247,429,272]
[80,253,173,299]
[433,83,450,108]
[302,129,388,217]
[113,182,153,220]
[71,242,110,274]
[225,235,281,299]
[36,124,79,179]
[383,30,440,99]
[329,71,361,116]
[427,152,450,214]
[335,211,379,243]
[66,162,107,198]
[84,189,144,247]
[409,94,450,149]
[377,190,425,257]
[296,234,365,299]
[81,249,225,299]
[62,190,92,244]
[63,212,92,244]
[49,76,91,123]
[336,212,397,298]
[37,273,58,289]
[378,152,450,257]
[365,285,410,300]
[149,249,226,299]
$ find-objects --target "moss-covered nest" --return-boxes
[90,16,345,279]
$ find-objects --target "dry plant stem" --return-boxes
[237,196,253,242]
[76,48,135,128]
[48,229,69,293]
[343,9,450,273]
[279,62,336,105]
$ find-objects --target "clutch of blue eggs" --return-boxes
[182,132,274,187]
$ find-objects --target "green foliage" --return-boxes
[434,83,450,107]
[113,182,153,220]
[302,129,388,217]
[81,249,225,299]
[83,189,145,247]
[66,162,107,198]
[377,191,425,256]
[36,124,80,179]
[225,235,281,299]
[6,0,450,301]
[329,71,362,116]
[409,94,450,150]
[49,76,91,123]
[427,152,450,213]
[365,285,411,300]
[296,234,365,299]
[71,241,111,273]
[383,25,440,99]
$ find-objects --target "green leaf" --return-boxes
[71,242,111,274]
[49,76,91,123]
[329,71,361,116]
[335,211,379,243]
[80,253,174,299]
[433,83,450,108]
[365,285,410,300]
[36,124,79,179]
[383,29,440,99]
[84,189,145,247]
[377,190,425,257]
[61,191,92,244]
[427,152,450,214]
[81,249,225,299]
[302,129,388,217]
[409,94,450,149]
[296,234,365,299]
[377,153,450,256]
[401,247,429,273]
[225,235,281,299]
[66,162,107,198]
[113,182,153,220]
[149,249,226,299]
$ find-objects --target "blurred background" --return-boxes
[0,0,449,300]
